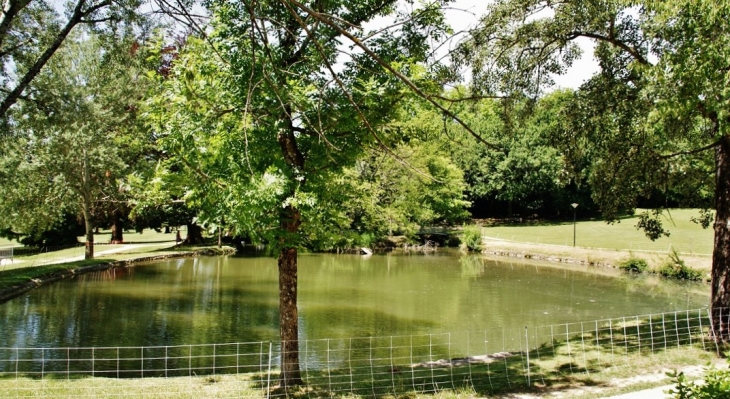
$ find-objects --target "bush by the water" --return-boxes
[461,226,482,251]
[659,249,703,281]
[617,256,648,273]
[667,365,730,398]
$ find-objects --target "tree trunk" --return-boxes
[274,114,306,387]
[83,210,94,260]
[183,223,204,245]
[218,219,222,248]
[278,204,303,387]
[110,209,124,244]
[82,149,93,260]
[712,134,730,342]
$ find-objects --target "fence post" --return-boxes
[686,310,693,347]
[662,313,668,350]
[485,331,493,390]
[327,338,332,393]
[580,322,588,375]
[608,319,615,364]
[429,334,435,391]
[503,328,511,387]
[674,311,680,348]
[349,338,354,394]
[635,316,641,353]
[389,336,395,394]
[266,342,272,399]
[707,308,720,356]
[565,324,573,374]
[525,327,530,386]
[649,314,655,352]
[595,320,603,373]
[466,331,473,390]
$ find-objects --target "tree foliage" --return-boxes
[0,30,151,257]
[144,0,455,386]
[457,0,729,338]
[0,0,145,124]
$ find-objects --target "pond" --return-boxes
[0,249,709,353]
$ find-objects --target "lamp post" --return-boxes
[571,203,579,247]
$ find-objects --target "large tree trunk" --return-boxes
[278,246,303,387]
[278,204,303,387]
[183,223,204,245]
[82,149,94,260]
[110,209,124,244]
[711,134,730,342]
[83,208,94,260]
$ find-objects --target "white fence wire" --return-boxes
[0,308,722,398]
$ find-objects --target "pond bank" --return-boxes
[480,237,712,273]
[0,246,235,303]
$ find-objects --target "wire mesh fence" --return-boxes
[0,308,721,398]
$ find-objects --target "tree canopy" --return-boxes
[0,29,151,258]
[456,0,729,339]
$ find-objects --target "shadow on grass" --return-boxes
[246,313,716,398]
[0,311,718,398]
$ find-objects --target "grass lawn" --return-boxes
[477,209,713,273]
[0,229,178,271]
[480,209,712,255]
[0,321,718,399]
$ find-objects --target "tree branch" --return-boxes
[287,0,503,152]
[659,141,720,160]
[0,0,113,121]
[566,31,650,65]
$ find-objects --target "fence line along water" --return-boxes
[0,308,721,398]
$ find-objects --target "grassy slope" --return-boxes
[0,229,185,290]
[479,209,713,272]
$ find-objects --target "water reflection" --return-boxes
[0,250,708,353]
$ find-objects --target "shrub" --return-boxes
[461,226,482,251]
[659,249,703,281]
[667,365,730,399]
[357,232,374,248]
[617,256,649,273]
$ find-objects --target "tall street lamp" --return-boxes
[571,203,579,247]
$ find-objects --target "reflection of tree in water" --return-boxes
[459,254,486,278]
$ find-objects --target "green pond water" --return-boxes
[0,250,709,353]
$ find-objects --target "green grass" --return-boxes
[481,209,713,255]
[0,314,718,398]
[0,243,232,291]
[78,228,180,244]
[0,228,179,271]
[0,259,114,291]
